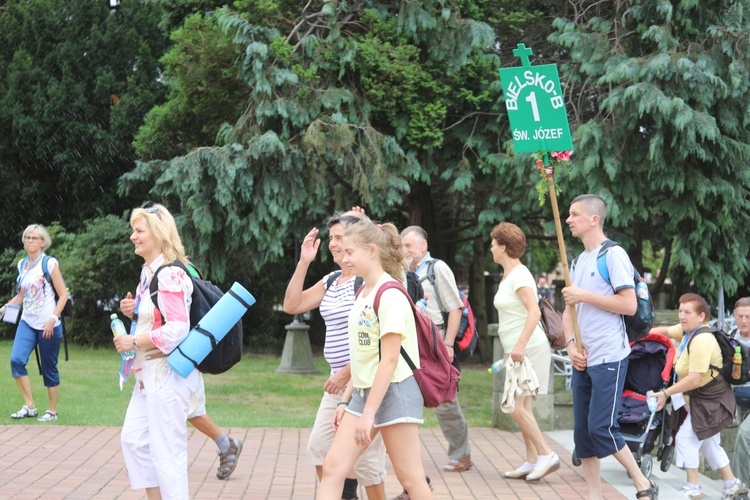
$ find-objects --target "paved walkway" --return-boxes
[0,425,726,499]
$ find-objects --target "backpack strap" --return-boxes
[148,260,192,324]
[325,270,343,289]
[687,326,722,376]
[422,259,447,313]
[41,255,53,283]
[326,270,364,296]
[372,280,416,371]
[596,239,618,286]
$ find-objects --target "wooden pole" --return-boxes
[541,158,583,349]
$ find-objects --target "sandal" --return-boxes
[636,479,659,499]
[11,405,37,419]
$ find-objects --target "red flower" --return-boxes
[550,150,572,162]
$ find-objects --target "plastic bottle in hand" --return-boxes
[733,346,743,380]
[646,390,658,413]
[416,295,428,313]
[488,358,507,374]
[111,313,135,360]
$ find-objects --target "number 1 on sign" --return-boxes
[525,91,540,121]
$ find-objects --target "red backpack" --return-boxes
[370,280,461,408]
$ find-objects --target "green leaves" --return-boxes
[552,0,750,295]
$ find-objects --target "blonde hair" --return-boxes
[129,203,187,265]
[23,224,52,251]
[345,221,406,283]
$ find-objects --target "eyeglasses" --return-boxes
[146,206,162,220]
[24,236,41,242]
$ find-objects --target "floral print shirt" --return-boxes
[132,254,193,393]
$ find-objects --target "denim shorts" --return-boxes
[347,376,424,427]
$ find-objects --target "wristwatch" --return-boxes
[132,337,139,349]
[50,314,59,322]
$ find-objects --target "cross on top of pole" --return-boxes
[512,43,533,67]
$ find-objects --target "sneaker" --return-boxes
[723,479,748,499]
[11,405,38,419]
[389,477,432,500]
[216,438,242,480]
[37,410,58,422]
[680,486,704,499]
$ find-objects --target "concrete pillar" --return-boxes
[275,319,319,374]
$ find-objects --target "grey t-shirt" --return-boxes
[571,242,634,366]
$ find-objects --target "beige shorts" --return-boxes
[526,342,551,394]
[306,391,387,486]
[187,374,206,419]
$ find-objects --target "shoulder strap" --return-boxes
[325,270,343,289]
[16,257,29,286]
[423,259,446,312]
[686,326,714,351]
[687,326,723,375]
[372,280,416,370]
[42,254,52,283]
[596,239,618,286]
[353,276,364,294]
[148,260,192,305]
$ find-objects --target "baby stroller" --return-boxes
[617,333,677,478]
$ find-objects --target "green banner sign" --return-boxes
[498,44,573,153]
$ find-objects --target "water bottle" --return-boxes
[636,278,649,299]
[488,358,507,374]
[111,313,135,360]
[733,346,743,380]
[646,390,658,413]
[416,295,428,313]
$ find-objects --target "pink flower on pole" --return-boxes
[551,150,572,162]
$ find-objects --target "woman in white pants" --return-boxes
[653,293,746,499]
[114,204,201,500]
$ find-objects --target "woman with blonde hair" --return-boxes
[4,224,69,422]
[113,204,201,500]
[318,221,432,500]
[490,222,558,481]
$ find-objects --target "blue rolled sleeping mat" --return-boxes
[168,282,256,377]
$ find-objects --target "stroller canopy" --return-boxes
[624,333,676,395]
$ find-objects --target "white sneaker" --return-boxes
[680,486,704,499]
[723,479,748,499]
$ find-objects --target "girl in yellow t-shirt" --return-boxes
[317,221,432,500]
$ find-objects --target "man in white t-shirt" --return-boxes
[562,194,657,498]
[401,227,472,475]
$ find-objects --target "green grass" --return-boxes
[0,340,493,427]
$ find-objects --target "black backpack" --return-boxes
[150,260,246,374]
[326,270,424,303]
[572,240,654,342]
[688,327,750,385]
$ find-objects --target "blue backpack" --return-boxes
[573,240,654,343]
